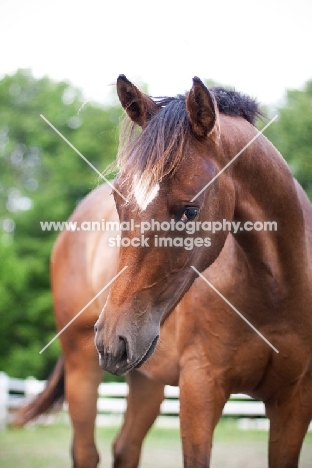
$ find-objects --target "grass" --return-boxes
[0,419,311,467]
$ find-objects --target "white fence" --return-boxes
[0,371,271,430]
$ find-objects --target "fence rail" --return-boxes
[2,371,311,432]
[0,371,271,430]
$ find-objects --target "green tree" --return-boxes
[263,80,312,200]
[0,70,121,378]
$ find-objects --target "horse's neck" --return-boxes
[229,128,309,287]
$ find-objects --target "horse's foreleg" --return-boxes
[179,364,228,468]
[64,344,103,468]
[113,370,165,468]
[266,378,312,468]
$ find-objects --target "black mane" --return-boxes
[211,87,264,125]
[154,87,264,126]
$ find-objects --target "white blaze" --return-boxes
[134,181,160,210]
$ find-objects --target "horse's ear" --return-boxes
[117,75,159,128]
[186,77,218,139]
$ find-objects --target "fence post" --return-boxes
[0,372,9,430]
[25,376,44,398]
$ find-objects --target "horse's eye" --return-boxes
[180,207,199,222]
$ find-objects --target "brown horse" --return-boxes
[94,75,312,467]
[14,182,180,468]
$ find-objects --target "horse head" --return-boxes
[94,75,236,375]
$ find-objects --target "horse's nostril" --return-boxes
[118,336,128,362]
[94,321,98,333]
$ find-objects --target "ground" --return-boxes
[0,419,311,467]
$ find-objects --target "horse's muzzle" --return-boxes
[94,322,159,375]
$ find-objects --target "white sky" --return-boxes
[1,0,312,106]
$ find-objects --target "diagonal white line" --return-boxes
[39,266,128,354]
[40,114,128,202]
[191,266,279,353]
[190,115,278,202]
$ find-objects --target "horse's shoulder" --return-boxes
[69,183,115,222]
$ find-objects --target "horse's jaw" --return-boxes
[94,264,200,375]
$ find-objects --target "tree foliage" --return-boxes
[261,80,312,199]
[0,70,121,378]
